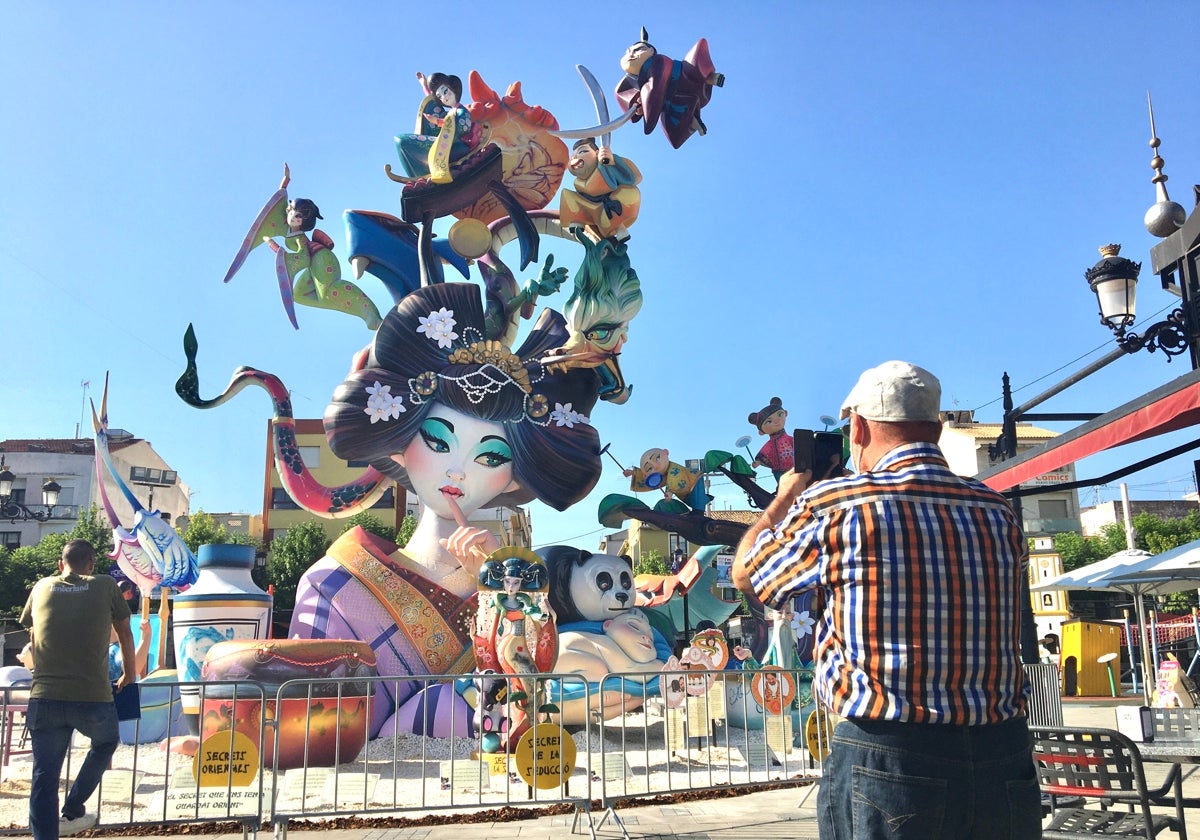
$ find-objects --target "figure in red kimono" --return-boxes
[747,397,794,480]
[615,28,724,149]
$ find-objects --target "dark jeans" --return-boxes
[28,698,119,840]
[817,716,1041,839]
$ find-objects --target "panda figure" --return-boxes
[538,546,673,724]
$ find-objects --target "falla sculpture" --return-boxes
[181,31,723,741]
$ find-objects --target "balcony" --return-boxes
[0,502,79,522]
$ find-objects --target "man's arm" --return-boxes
[113,617,137,691]
[731,469,811,601]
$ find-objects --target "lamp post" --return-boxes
[0,456,62,523]
[992,97,1200,664]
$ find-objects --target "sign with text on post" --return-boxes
[513,722,576,790]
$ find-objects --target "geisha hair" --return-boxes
[426,73,462,102]
[289,198,323,232]
[324,283,602,512]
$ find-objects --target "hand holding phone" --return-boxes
[813,431,846,480]
[791,429,815,474]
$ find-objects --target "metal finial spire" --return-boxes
[1144,92,1186,237]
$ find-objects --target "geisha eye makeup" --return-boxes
[474,436,513,469]
[418,418,454,453]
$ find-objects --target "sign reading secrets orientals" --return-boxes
[194,730,259,786]
[513,722,576,789]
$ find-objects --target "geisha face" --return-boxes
[435,84,458,108]
[285,201,307,232]
[392,404,520,520]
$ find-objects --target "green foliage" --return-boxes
[266,521,332,614]
[634,549,669,577]
[341,511,396,543]
[1052,511,1200,613]
[0,543,57,618]
[68,505,114,561]
[396,514,417,548]
[178,510,231,554]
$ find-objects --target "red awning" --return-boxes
[976,368,1200,492]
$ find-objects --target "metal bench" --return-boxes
[1031,726,1188,839]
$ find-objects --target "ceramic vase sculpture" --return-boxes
[172,543,272,731]
[200,639,377,769]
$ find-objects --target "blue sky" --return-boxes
[5,2,1200,547]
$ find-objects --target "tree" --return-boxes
[1052,511,1200,614]
[396,514,417,548]
[634,549,669,577]
[68,505,115,561]
[178,510,230,553]
[340,511,396,543]
[266,521,332,615]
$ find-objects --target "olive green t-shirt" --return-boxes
[20,572,131,702]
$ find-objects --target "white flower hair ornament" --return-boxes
[364,381,407,424]
[416,307,459,349]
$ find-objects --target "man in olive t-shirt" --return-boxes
[20,540,136,839]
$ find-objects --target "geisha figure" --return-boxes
[288,282,602,738]
[222,164,383,330]
[473,549,556,750]
[395,72,483,185]
[747,397,793,480]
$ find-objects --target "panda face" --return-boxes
[568,554,635,620]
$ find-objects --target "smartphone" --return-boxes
[792,428,815,473]
[814,431,846,479]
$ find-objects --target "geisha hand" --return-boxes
[416,71,428,92]
[441,495,500,577]
[441,526,500,578]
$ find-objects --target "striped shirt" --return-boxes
[743,442,1027,725]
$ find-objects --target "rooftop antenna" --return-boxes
[75,379,90,439]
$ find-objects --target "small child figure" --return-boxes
[623,448,711,512]
[747,397,794,480]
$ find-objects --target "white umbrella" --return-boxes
[1105,537,1200,595]
[1032,549,1156,702]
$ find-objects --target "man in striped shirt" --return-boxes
[733,361,1039,839]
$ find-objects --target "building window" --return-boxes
[0,532,19,550]
[299,447,320,468]
[271,488,299,510]
[1038,499,1069,520]
[347,459,371,468]
[8,489,25,505]
[129,467,178,485]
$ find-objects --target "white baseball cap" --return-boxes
[839,361,941,423]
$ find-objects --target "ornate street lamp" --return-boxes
[0,456,62,523]
[1085,244,1195,360]
[1082,95,1200,368]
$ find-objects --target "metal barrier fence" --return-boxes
[0,668,827,838]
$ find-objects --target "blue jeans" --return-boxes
[817,716,1041,839]
[27,699,119,840]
